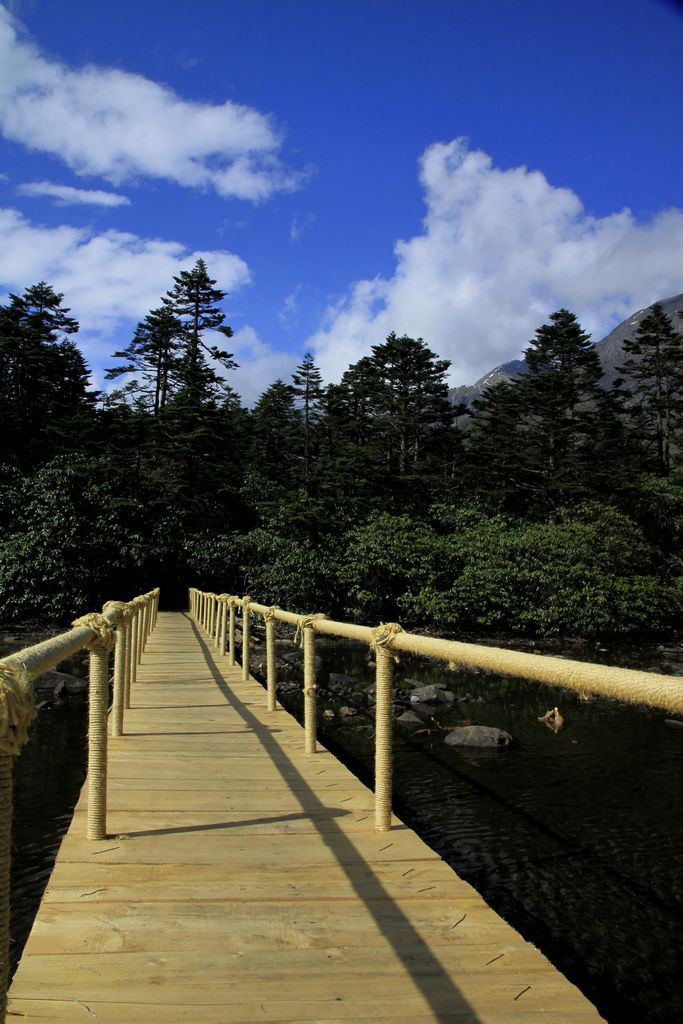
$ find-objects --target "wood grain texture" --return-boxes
[8,612,604,1022]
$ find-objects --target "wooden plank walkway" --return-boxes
[8,612,604,1022]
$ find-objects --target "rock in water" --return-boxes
[396,710,424,727]
[444,725,512,748]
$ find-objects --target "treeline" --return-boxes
[1,262,682,637]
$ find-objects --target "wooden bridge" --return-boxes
[3,603,612,1023]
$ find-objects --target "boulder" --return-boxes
[32,669,87,696]
[396,710,424,727]
[329,673,359,689]
[338,706,357,718]
[410,684,454,704]
[444,725,512,748]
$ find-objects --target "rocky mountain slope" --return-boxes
[449,293,683,410]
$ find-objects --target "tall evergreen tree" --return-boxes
[0,282,94,467]
[291,352,324,491]
[467,310,608,514]
[367,333,454,476]
[615,303,683,476]
[162,258,236,406]
[105,305,183,415]
[520,308,604,510]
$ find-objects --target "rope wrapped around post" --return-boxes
[217,594,231,655]
[0,658,36,1017]
[263,606,280,712]
[370,623,403,831]
[72,613,116,842]
[103,601,133,738]
[241,597,251,682]
[296,614,327,754]
[228,597,237,667]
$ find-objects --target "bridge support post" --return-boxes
[303,626,317,754]
[0,756,12,1019]
[87,640,114,841]
[124,605,133,709]
[374,647,394,831]
[266,616,277,712]
[228,599,236,666]
[241,599,251,682]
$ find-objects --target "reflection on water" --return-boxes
[7,635,683,1024]
[290,639,683,1024]
[11,693,88,972]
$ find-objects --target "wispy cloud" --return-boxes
[277,284,302,327]
[290,212,315,242]
[0,6,304,201]
[18,180,130,207]
[307,138,683,385]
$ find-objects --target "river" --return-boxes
[6,632,683,1023]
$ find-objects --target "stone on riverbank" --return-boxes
[32,669,87,696]
[444,725,512,748]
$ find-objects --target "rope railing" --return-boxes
[189,587,683,836]
[0,587,159,1017]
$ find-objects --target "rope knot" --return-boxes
[370,622,403,663]
[0,658,36,755]
[102,600,131,623]
[295,613,327,647]
[71,613,116,652]
[264,605,280,623]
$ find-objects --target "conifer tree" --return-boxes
[163,258,237,407]
[105,305,183,415]
[0,282,93,466]
[291,351,323,491]
[365,333,455,492]
[615,303,683,476]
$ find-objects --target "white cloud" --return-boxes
[0,6,302,201]
[0,207,250,385]
[307,138,683,386]
[290,212,315,242]
[18,180,130,206]
[229,325,300,405]
[277,284,302,327]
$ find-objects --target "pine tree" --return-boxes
[518,309,604,511]
[291,352,324,491]
[615,303,683,476]
[0,282,94,466]
[105,305,183,415]
[367,334,454,474]
[467,310,608,514]
[162,258,236,407]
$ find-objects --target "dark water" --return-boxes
[7,636,683,1023]
[279,639,683,1024]
[10,693,88,971]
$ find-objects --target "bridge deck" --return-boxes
[8,612,603,1022]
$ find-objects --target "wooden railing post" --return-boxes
[86,627,116,841]
[265,611,277,712]
[104,602,130,738]
[0,754,12,1018]
[219,597,228,657]
[124,603,134,709]
[241,598,251,681]
[374,644,394,831]
[303,624,317,754]
[228,598,236,666]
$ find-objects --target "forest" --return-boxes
[1,259,683,638]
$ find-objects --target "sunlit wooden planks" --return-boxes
[8,611,604,1023]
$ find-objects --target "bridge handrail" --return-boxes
[190,587,683,835]
[0,587,160,1015]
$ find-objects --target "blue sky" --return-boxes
[0,0,682,403]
